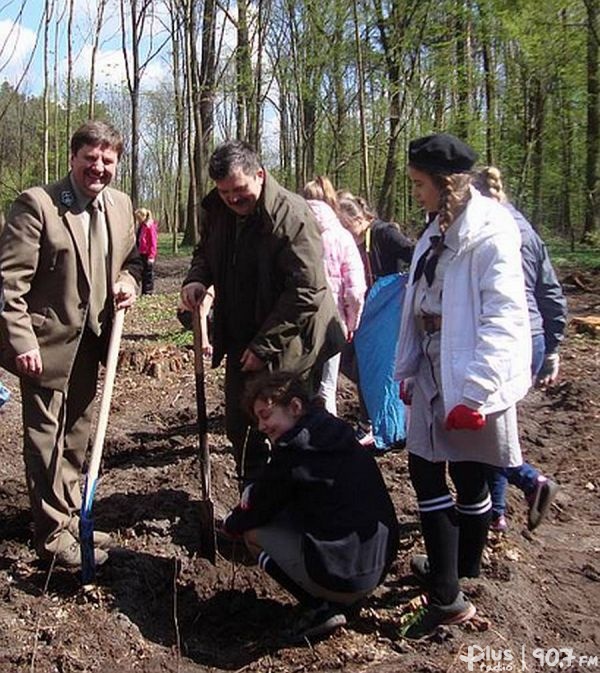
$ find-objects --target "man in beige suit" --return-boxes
[0,120,141,568]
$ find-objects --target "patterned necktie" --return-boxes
[412,234,445,286]
[88,200,108,335]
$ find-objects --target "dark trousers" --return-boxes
[408,454,491,606]
[340,340,369,425]
[141,255,154,295]
[224,352,269,484]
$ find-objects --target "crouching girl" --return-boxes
[221,371,399,642]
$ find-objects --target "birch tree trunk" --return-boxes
[65,0,74,171]
[43,0,53,184]
[89,0,107,119]
[169,0,185,252]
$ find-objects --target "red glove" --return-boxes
[445,404,486,431]
[399,380,413,405]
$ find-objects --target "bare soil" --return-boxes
[0,258,599,673]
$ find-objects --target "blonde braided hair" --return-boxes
[472,166,508,204]
[435,173,472,233]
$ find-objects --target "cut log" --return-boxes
[571,316,600,337]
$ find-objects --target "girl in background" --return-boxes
[337,195,414,448]
[134,208,159,295]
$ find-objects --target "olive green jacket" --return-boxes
[184,171,345,377]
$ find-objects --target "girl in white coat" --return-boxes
[394,133,531,638]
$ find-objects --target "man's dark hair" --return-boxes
[209,140,261,181]
[70,120,124,158]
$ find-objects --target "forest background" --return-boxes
[1,0,600,252]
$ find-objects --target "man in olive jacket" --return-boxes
[181,140,345,483]
[0,121,141,567]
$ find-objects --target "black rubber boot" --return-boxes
[418,507,460,606]
[457,509,492,578]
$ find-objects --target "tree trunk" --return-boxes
[120,0,140,208]
[584,0,600,241]
[89,0,107,119]
[352,0,370,203]
[530,76,545,227]
[181,0,202,246]
[170,0,185,253]
[43,0,52,184]
[480,3,496,166]
[236,0,251,140]
[199,0,216,181]
[66,0,74,172]
[454,1,470,139]
[373,0,422,220]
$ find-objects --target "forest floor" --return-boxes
[0,257,599,673]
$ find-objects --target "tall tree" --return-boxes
[89,0,108,119]
[372,0,424,220]
[42,0,54,184]
[65,0,75,172]
[120,0,168,208]
[584,0,600,241]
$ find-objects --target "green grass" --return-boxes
[541,226,600,269]
[127,292,192,347]
[547,243,600,269]
[156,231,599,268]
[160,328,193,347]
[157,232,194,258]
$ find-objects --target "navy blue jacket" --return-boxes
[506,204,567,354]
[224,407,399,593]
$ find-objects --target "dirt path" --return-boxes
[0,260,598,673]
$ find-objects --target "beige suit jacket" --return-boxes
[0,175,141,390]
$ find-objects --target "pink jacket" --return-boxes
[137,220,158,260]
[307,200,366,333]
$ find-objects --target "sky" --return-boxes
[0,0,175,97]
[0,0,279,149]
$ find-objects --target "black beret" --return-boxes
[408,133,477,174]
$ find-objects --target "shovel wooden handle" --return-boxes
[83,308,125,511]
[81,308,125,585]
[192,307,211,500]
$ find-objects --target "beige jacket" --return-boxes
[0,175,141,389]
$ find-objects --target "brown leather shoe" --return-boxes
[54,540,109,569]
[69,520,114,550]
[91,530,113,550]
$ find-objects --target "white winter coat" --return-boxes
[394,188,531,416]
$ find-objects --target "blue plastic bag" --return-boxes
[354,273,407,450]
[0,381,10,409]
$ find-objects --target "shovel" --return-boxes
[192,306,217,564]
[80,308,125,586]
